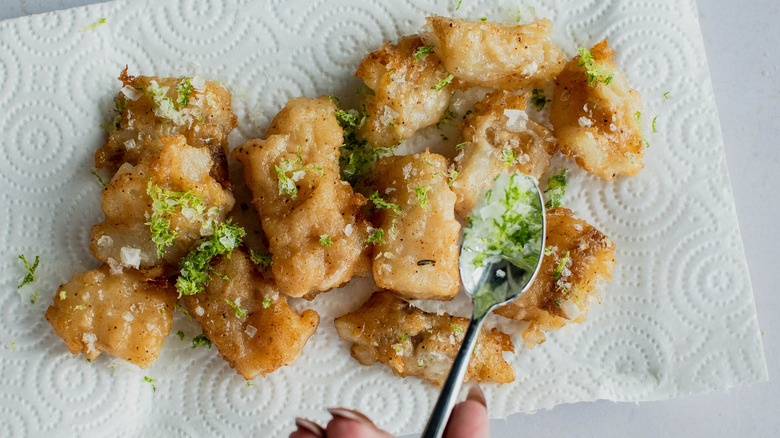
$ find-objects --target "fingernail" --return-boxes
[327,407,376,427]
[466,382,487,408]
[294,417,325,438]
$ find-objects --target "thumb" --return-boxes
[444,383,489,438]
[326,408,395,438]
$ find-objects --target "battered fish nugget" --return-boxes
[181,250,319,380]
[452,90,557,217]
[334,291,514,386]
[90,135,235,272]
[422,16,565,91]
[232,96,371,299]
[356,35,456,148]
[495,208,616,348]
[95,69,237,185]
[370,152,460,300]
[264,96,340,176]
[550,40,644,179]
[45,265,175,368]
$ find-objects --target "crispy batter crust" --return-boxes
[452,90,557,217]
[181,250,319,379]
[423,16,565,91]
[550,40,645,179]
[90,135,235,272]
[335,291,514,386]
[356,35,456,148]
[95,69,237,186]
[45,265,175,368]
[370,152,461,300]
[495,208,616,347]
[232,96,371,298]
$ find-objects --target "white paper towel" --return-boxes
[0,0,767,436]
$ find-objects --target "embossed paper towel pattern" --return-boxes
[0,0,766,437]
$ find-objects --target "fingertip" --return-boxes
[444,400,489,438]
[465,382,487,407]
[326,417,393,438]
[290,417,325,438]
[289,431,319,438]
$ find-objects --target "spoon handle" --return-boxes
[421,313,487,438]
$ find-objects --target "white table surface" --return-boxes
[3,0,777,436]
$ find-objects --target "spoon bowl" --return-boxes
[422,172,546,438]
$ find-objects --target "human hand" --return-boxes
[290,383,489,438]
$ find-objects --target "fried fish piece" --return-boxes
[45,265,175,368]
[370,152,460,301]
[356,35,456,148]
[90,135,235,272]
[422,16,565,91]
[549,40,645,180]
[495,208,616,347]
[95,69,237,185]
[334,291,514,386]
[451,90,557,217]
[180,249,319,379]
[232,96,372,298]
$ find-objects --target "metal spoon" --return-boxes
[421,172,546,438]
